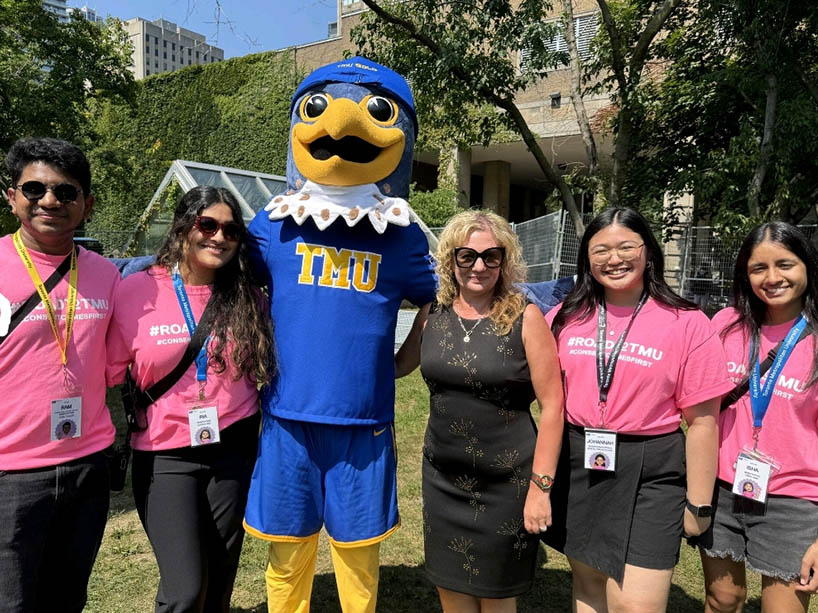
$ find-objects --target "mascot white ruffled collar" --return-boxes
[265,56,418,234]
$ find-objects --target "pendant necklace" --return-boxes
[457,314,483,343]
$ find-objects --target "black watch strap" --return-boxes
[686,500,713,518]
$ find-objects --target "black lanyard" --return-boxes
[595,292,648,422]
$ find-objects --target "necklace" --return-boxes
[457,314,483,343]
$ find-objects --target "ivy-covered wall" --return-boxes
[86,50,301,250]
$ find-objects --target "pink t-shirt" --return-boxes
[0,236,118,470]
[714,308,818,501]
[106,266,259,452]
[547,298,733,435]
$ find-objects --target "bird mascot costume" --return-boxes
[243,57,437,612]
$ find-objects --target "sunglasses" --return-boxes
[194,215,243,241]
[454,247,505,269]
[14,181,82,203]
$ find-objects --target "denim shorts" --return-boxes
[698,481,818,580]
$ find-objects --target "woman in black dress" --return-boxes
[396,210,564,612]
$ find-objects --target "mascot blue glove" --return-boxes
[243,57,436,613]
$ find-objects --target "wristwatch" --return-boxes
[686,499,713,518]
[530,472,554,493]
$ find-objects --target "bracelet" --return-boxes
[530,472,554,492]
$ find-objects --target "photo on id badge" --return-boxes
[187,399,220,447]
[51,392,82,441]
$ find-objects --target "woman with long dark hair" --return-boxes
[107,186,274,612]
[698,222,818,612]
[545,208,733,612]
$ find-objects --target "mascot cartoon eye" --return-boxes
[303,93,330,120]
[366,96,397,123]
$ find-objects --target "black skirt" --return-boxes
[543,423,686,583]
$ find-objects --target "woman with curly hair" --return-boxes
[396,210,564,612]
[107,186,275,612]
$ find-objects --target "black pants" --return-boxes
[0,448,110,613]
[132,414,259,613]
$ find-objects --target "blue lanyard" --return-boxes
[749,314,807,428]
[171,268,210,384]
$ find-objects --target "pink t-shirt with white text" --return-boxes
[106,267,259,452]
[0,235,118,470]
[714,308,818,501]
[547,299,733,435]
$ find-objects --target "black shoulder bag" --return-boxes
[111,295,217,491]
[0,250,73,346]
[719,327,810,413]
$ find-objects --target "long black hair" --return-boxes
[723,221,818,388]
[551,207,696,339]
[154,186,276,385]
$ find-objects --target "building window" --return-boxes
[163,40,167,48]
[155,36,159,44]
[146,69,151,75]
[172,54,175,61]
[155,48,158,56]
[164,63,167,70]
[519,12,598,72]
[188,48,191,56]
[155,61,158,68]
[163,51,167,59]
[146,47,150,54]
[172,42,175,50]
[145,33,150,42]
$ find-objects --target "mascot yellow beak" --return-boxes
[292,94,406,186]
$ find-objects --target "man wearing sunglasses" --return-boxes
[0,138,120,612]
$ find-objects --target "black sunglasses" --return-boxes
[15,181,82,203]
[454,247,505,269]
[194,215,243,242]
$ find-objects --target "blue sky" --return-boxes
[69,0,340,58]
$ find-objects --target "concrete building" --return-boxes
[69,5,104,23]
[42,0,69,23]
[285,0,610,223]
[122,17,225,79]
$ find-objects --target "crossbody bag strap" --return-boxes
[134,293,218,409]
[0,248,75,347]
[720,327,811,412]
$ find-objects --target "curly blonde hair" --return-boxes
[435,210,527,335]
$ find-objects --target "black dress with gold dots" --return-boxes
[420,303,539,598]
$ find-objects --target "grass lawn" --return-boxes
[87,372,805,612]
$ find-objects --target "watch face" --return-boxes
[696,504,713,517]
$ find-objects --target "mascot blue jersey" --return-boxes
[248,213,436,426]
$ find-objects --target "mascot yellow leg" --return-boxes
[265,535,319,613]
[330,541,381,613]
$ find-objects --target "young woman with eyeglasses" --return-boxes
[396,210,564,612]
[544,208,733,613]
[106,186,275,612]
[696,222,818,613]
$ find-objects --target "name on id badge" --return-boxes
[585,428,617,471]
[732,451,773,503]
[51,391,82,441]
[187,401,220,447]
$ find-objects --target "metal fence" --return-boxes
[677,224,817,316]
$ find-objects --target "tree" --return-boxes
[352,0,688,232]
[0,0,135,233]
[628,0,818,232]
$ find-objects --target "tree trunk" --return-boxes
[747,72,778,218]
[561,0,599,177]
[359,0,586,235]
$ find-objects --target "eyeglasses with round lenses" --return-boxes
[589,243,645,264]
[15,181,81,204]
[194,215,243,242]
[454,247,505,269]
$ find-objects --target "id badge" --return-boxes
[584,428,617,471]
[51,388,83,441]
[732,447,779,504]
[187,400,220,447]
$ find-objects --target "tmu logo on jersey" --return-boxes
[295,243,382,293]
